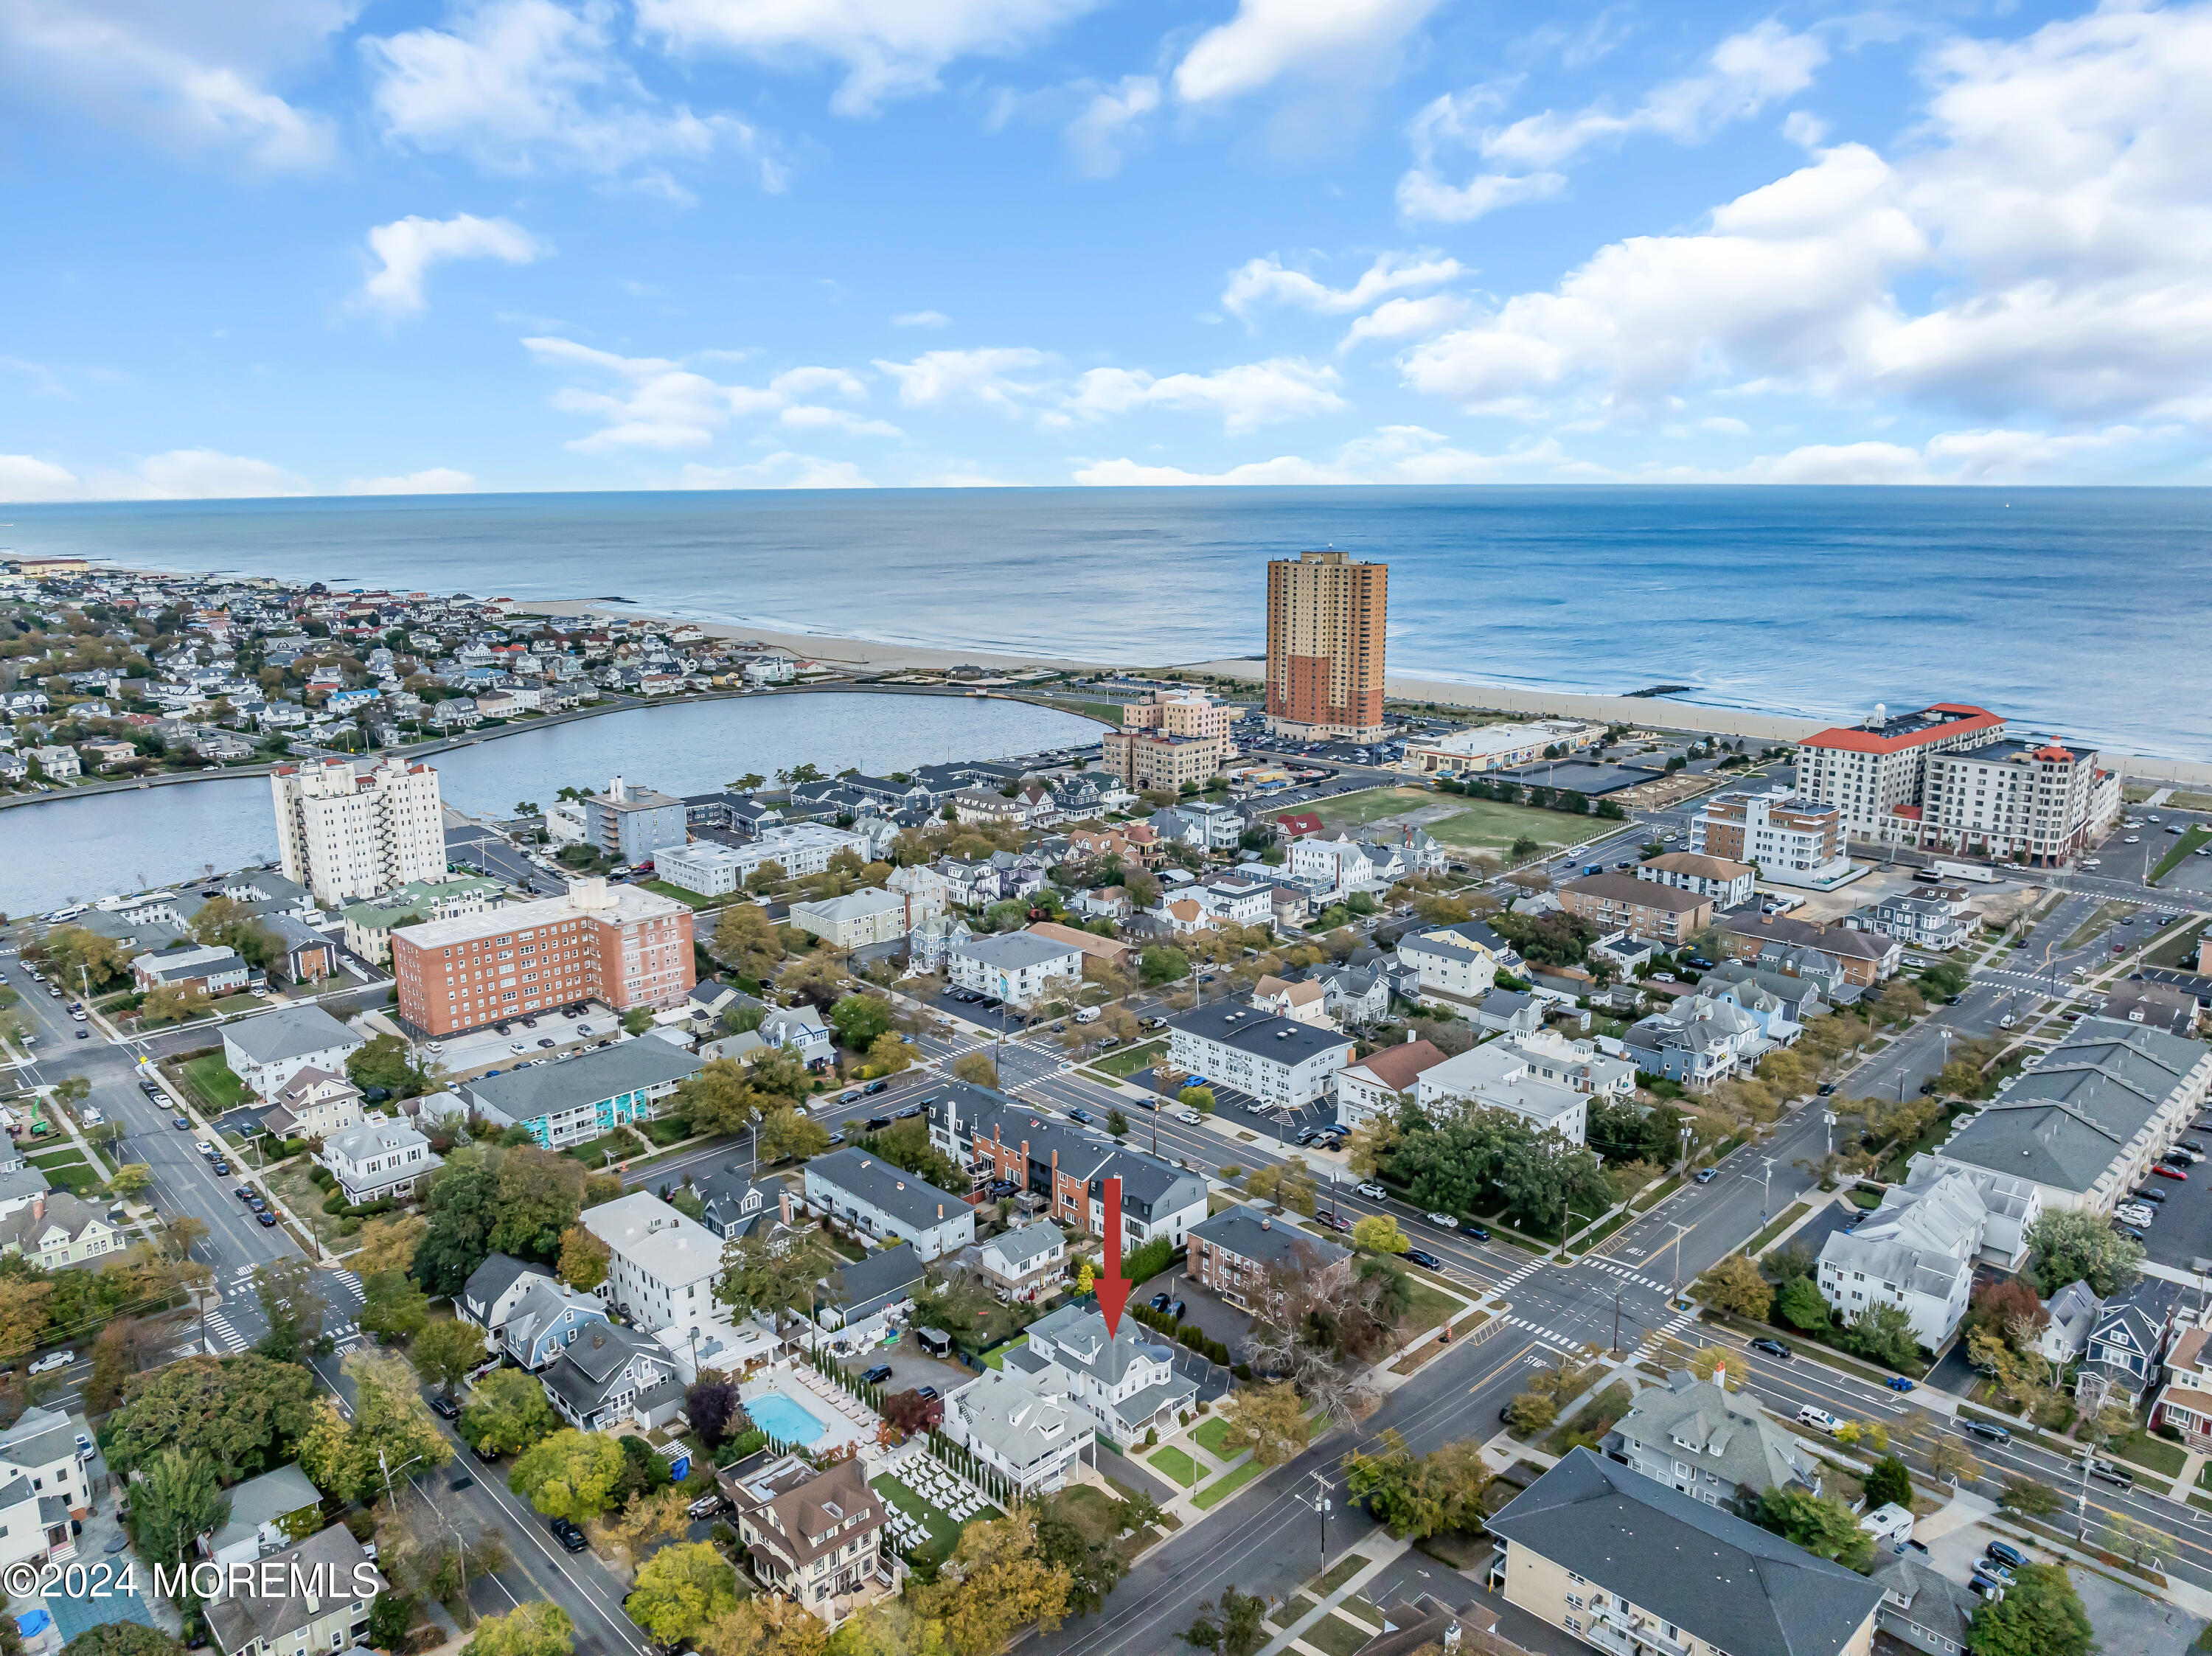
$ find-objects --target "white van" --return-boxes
[1859,1503,1914,1544]
[1074,1006,1101,1024]
[43,905,87,923]
[1795,1405,1841,1434]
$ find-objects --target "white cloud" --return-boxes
[1394,167,1566,225]
[872,348,1057,410]
[1399,4,2212,431]
[1073,425,1598,484]
[526,338,878,450]
[1640,423,2166,482]
[0,0,342,170]
[1068,358,1345,433]
[1064,74,1159,178]
[892,310,950,327]
[361,215,552,316]
[680,453,874,487]
[98,450,310,500]
[344,467,478,494]
[1173,0,1447,104]
[1222,250,1463,319]
[363,0,765,183]
[0,454,86,503]
[633,0,1102,116]
[778,405,902,436]
[1338,293,1470,351]
[1397,21,1824,223]
[1481,21,1827,170]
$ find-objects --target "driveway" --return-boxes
[834,1338,973,1399]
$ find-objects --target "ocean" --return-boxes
[6,486,2210,759]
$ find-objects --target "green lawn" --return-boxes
[27,1147,86,1167]
[180,1054,249,1112]
[1311,1553,1371,1596]
[871,1472,974,1568]
[1306,1614,1374,1656]
[1312,787,1433,830]
[1399,1278,1466,1337]
[39,1163,100,1196]
[1422,799,1585,852]
[1193,1459,1267,1509]
[1192,1415,1235,1459]
[983,1335,1026,1371]
[639,880,720,908]
[1091,1040,1167,1080]
[2152,829,2212,884]
[1149,1446,1205,1489]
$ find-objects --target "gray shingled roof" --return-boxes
[1190,1204,1351,1271]
[462,1037,704,1123]
[808,1148,969,1231]
[220,1003,359,1065]
[1487,1450,1883,1656]
[1606,1371,1816,1499]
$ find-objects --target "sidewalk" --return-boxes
[1256,1536,1413,1656]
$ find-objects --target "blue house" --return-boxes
[502,1278,612,1371]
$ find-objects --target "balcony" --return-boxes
[1587,1604,1691,1656]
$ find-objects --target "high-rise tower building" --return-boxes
[271,756,446,908]
[1265,549,1388,742]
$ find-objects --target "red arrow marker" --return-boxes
[1097,1175,1131,1335]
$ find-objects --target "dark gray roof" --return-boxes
[462,1037,704,1123]
[1190,1204,1351,1270]
[462,1251,545,1317]
[830,1242,925,1308]
[1487,1450,1883,1656]
[1871,1556,1976,1650]
[221,1003,358,1063]
[540,1322,672,1414]
[807,1148,970,1231]
[1169,1001,1355,1062]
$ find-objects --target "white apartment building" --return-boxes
[1691,790,1852,888]
[802,1149,975,1262]
[1400,718,1603,778]
[945,932,1083,1007]
[1917,735,2112,866]
[580,1191,724,1329]
[1289,834,1374,897]
[1415,1041,1590,1144]
[271,755,446,907]
[319,1119,442,1205]
[1636,852,1756,911]
[1166,1002,1355,1109]
[657,823,874,895]
[1816,1165,2040,1349]
[1397,923,1503,1003]
[1795,703,2006,846]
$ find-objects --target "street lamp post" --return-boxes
[1666,1221,1691,1301]
[1307,1470,1332,1573]
[1759,1157,1777,1221]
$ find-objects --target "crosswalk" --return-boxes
[1498,1314,1591,1357]
[1585,1257,1671,1294]
[1628,1309,1701,1364]
[204,1309,248,1354]
[1493,1261,1543,1294]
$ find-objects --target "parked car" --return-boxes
[860,1364,894,1386]
[1149,1293,1172,1312]
[1068,1109,1095,1124]
[2134,1186,2169,1203]
[1354,1180,1387,1199]
[256,1210,279,1226]
[1162,1302,1185,1321]
[1402,1249,1442,1270]
[866,1080,891,1096]
[1464,1223,1491,1242]
[549,1517,588,1552]
[1985,1540,2027,1570]
[1749,1338,1792,1360]
[1795,1405,1840,1433]
[27,1351,72,1375]
[2090,1461,2135,1489]
[1694,1168,1718,1184]
[429,1396,462,1420]
[1961,1419,2012,1446]
[2154,1163,2188,1180]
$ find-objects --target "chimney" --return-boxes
[779,1190,794,1226]
[1712,1359,1725,1390]
[610,775,627,802]
[1260,1217,1270,1230]
[29,1195,42,1225]
[936,1203,944,1220]
[1405,1029,1415,1043]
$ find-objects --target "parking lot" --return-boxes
[2129,1119,2212,1271]
[419,1001,618,1077]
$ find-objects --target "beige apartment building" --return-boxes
[271,755,447,908]
[1917,734,2112,865]
[1558,873,1711,945]
[1795,703,2005,846]
[1120,688,1233,741]
[1102,728,1227,792]
[1265,549,1388,742]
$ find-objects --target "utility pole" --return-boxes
[1666,1222,1691,1301]
[1759,1157,1776,1221]
[1308,1470,1332,1573]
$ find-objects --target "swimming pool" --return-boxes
[747,1391,829,1444]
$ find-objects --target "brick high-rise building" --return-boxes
[1265,549,1387,742]
[392,876,694,1037]
[271,756,446,909]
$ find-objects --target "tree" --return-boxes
[354,1214,427,1278]
[135,1449,228,1568]
[104,1354,319,1481]
[1034,1498,1125,1618]
[2028,1208,2143,1297]
[462,1368,560,1457]
[86,1318,165,1413]
[61,1632,186,1656]
[1965,1562,2093,1656]
[1503,1391,1557,1433]
[40,927,131,992]
[950,1053,1000,1088]
[512,1429,628,1522]
[411,1316,487,1399]
[361,1267,431,1343]
[686,1371,741,1448]
[865,1031,912,1076]
[714,905,784,979]
[557,1224,611,1292]
[913,1512,1071,1656]
[1863,1455,1913,1511]
[716,1225,841,1337]
[1928,1435,1980,1486]
[1139,947,1189,985]
[1220,1383,1310,1467]
[625,1541,741,1645]
[1181,1587,1267,1656]
[1758,1489,1870,1567]
[676,1059,757,1138]
[1343,1430,1490,1539]
[759,1106,832,1164]
[254,1256,329,1361]
[300,1352,452,1502]
[416,1155,501,1297]
[1997,1477,2062,1518]
[1774,1278,1831,1332]
[611,1487,692,1562]
[466,1605,575,1656]
[698,1600,830,1656]
[141,984,212,1024]
[490,1146,588,1259]
[1691,1253,1774,1320]
[1843,1301,1922,1369]
[348,1032,430,1099]
[1350,1214,1409,1255]
[828,995,894,1048]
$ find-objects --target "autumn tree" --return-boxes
[105,1354,318,1482]
[1219,1383,1310,1467]
[557,1224,611,1292]
[410,1316,487,1399]
[625,1542,741,1645]
[951,1053,999,1088]
[1343,1430,1491,1539]
[912,1512,1072,1656]
[696,1600,827,1656]
[461,1368,560,1457]
[1691,1253,1774,1321]
[758,1107,831,1164]
[511,1429,627,1521]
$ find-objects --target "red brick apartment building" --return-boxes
[391,876,694,1037]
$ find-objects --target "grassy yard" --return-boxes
[2107,1426,2188,1478]
[1312,787,1433,830]
[1398,1278,1466,1338]
[268,1161,349,1252]
[2153,828,2212,884]
[1193,1458,1267,1509]
[2149,919,2212,970]
[1312,1553,1371,1596]
[560,1127,649,1167]
[1192,1415,1235,1459]
[1424,800,1585,852]
[1306,1615,1374,1656]
[1150,1446,1206,1489]
[27,1149,97,1195]
[1091,1040,1167,1080]
[871,1473,964,1568]
[983,1335,1026,1371]
[180,1054,250,1112]
[638,880,720,908]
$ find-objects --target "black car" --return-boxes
[1465,1223,1491,1242]
[172,1115,190,1130]
[865,1080,890,1096]
[1749,1338,1792,1359]
[1815,1082,1837,1096]
[863,1116,894,1132]
[234,1185,253,1200]
[1164,1301,1186,1321]
[1961,1419,2012,1445]
[916,1385,939,1402]
[210,1160,231,1175]
[1149,1293,1171,1312]
[429,1395,462,1419]
[894,1103,925,1119]
[2135,1186,2169,1203]
[1402,1248,1442,1270]
[256,1211,278,1226]
[549,1517,589,1552]
[860,1363,894,1385]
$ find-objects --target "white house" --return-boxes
[788,888,911,952]
[975,1221,1067,1297]
[1816,1163,2042,1350]
[319,1119,442,1205]
[1396,923,1505,1003]
[1289,834,1373,897]
[1005,1302,1196,1448]
[580,1191,724,1330]
[946,932,1083,1008]
[940,1364,1093,1496]
[223,1004,364,1100]
[802,1149,975,1262]
[1415,1042,1590,1145]
[1334,1039,1452,1130]
[1166,1001,1356,1110]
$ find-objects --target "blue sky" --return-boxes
[4,0,2210,498]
